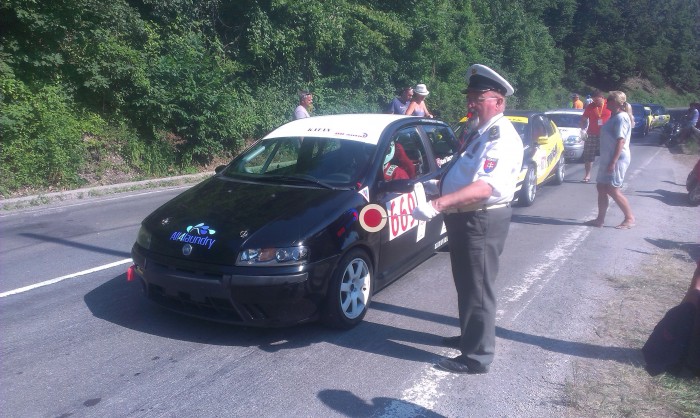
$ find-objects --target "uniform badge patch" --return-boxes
[488,126,500,140]
[483,158,498,173]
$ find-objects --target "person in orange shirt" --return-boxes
[579,90,611,182]
[572,94,583,109]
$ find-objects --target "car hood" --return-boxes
[141,176,354,263]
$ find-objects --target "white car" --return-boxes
[545,109,585,162]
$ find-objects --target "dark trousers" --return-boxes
[444,207,512,368]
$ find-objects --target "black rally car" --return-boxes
[129,114,458,328]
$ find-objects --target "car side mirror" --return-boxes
[377,179,415,194]
[215,165,227,174]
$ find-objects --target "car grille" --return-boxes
[148,283,271,322]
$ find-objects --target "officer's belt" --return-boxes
[442,202,511,214]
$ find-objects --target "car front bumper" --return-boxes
[564,144,583,160]
[131,244,340,327]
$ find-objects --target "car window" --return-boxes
[238,138,300,174]
[423,124,458,161]
[227,137,375,186]
[510,120,530,145]
[385,127,429,179]
[531,117,547,140]
[544,116,556,136]
[547,114,580,128]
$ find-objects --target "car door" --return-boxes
[530,115,556,183]
[373,124,448,282]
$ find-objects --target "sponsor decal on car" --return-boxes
[169,222,217,249]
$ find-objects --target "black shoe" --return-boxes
[441,335,460,348]
[436,355,489,374]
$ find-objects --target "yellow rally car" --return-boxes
[454,111,565,206]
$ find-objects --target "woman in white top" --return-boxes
[404,84,433,118]
[585,90,636,229]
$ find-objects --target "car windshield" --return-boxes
[220,136,376,188]
[547,114,580,128]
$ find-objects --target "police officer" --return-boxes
[412,64,523,374]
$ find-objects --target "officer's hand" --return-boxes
[412,200,440,221]
[423,179,440,196]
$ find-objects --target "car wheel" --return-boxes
[518,165,537,207]
[322,248,373,329]
[552,157,565,185]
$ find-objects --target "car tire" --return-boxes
[518,165,537,207]
[552,157,565,185]
[321,248,373,329]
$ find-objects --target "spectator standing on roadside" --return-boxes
[405,84,433,118]
[585,94,593,106]
[294,90,313,120]
[579,90,611,182]
[572,94,583,109]
[411,64,523,374]
[387,87,413,114]
[583,90,635,229]
[679,102,700,143]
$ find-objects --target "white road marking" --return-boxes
[380,348,455,417]
[0,259,132,298]
[501,226,591,321]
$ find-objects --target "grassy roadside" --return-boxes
[563,249,700,417]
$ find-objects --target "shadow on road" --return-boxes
[511,214,587,226]
[317,389,446,418]
[636,188,690,207]
[496,327,640,365]
[85,277,644,367]
[645,238,700,261]
[84,276,446,363]
[20,232,131,258]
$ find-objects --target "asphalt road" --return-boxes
[1,131,698,417]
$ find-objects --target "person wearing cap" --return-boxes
[572,94,583,109]
[579,90,611,182]
[412,64,523,374]
[405,84,433,118]
[387,86,413,114]
[294,90,313,120]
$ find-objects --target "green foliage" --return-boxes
[0,74,104,194]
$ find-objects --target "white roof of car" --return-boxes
[545,108,584,115]
[264,114,413,144]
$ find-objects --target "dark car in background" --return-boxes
[630,103,652,137]
[129,114,458,329]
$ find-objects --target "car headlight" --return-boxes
[236,246,309,266]
[566,135,582,145]
[136,226,152,250]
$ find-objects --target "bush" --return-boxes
[0,75,104,195]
